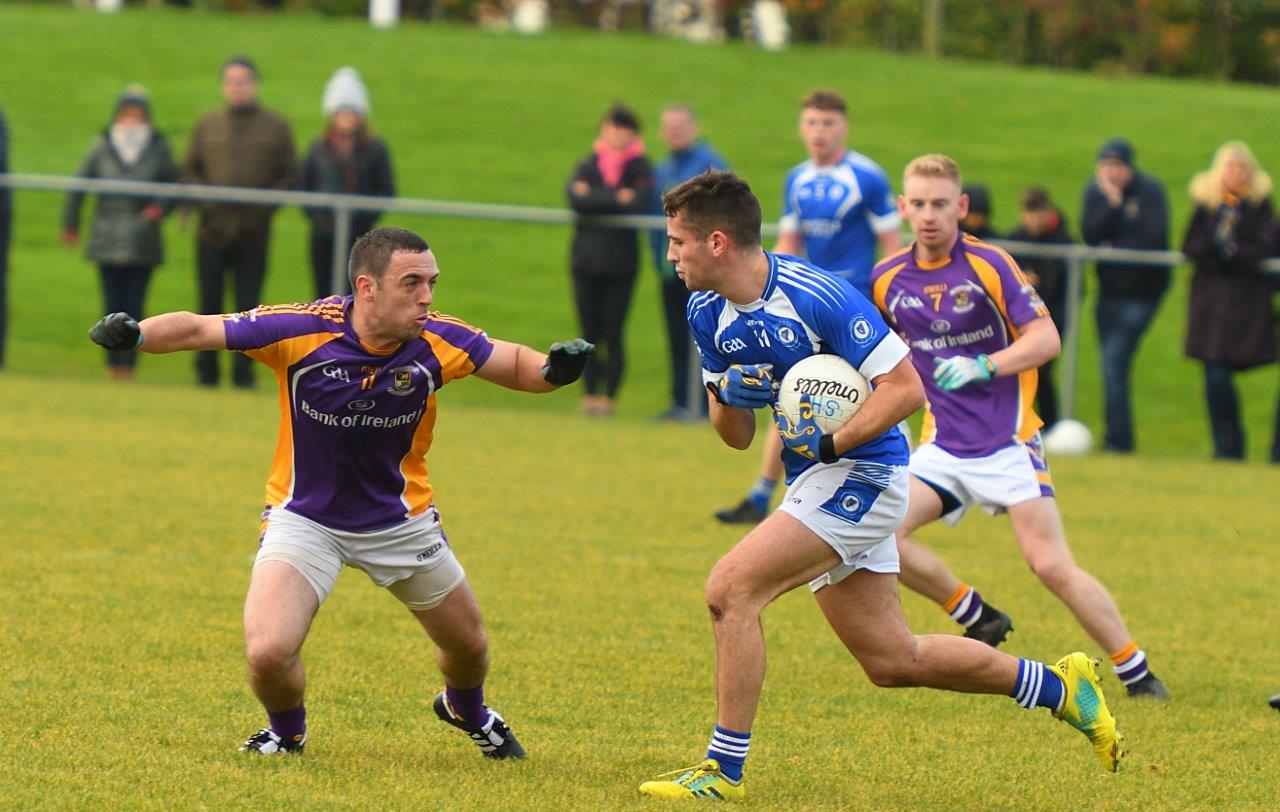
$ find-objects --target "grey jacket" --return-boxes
[63,131,178,266]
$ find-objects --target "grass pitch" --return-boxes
[1,6,1279,808]
[2,372,1277,808]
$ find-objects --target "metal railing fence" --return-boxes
[5,172,1278,422]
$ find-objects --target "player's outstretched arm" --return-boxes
[89,311,227,355]
[474,338,594,393]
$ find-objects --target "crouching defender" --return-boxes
[89,226,593,758]
[639,172,1122,800]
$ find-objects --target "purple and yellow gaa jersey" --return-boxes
[870,235,1050,458]
[222,296,493,532]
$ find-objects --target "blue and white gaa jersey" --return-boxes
[779,150,900,297]
[688,252,911,482]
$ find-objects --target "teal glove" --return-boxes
[933,354,995,392]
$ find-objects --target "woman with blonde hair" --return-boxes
[1182,141,1276,459]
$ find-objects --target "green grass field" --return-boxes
[2,5,1279,808]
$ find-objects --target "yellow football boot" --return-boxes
[1049,652,1124,772]
[639,759,745,801]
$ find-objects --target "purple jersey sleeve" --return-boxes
[422,313,494,383]
[987,248,1050,329]
[223,300,346,369]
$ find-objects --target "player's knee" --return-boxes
[445,629,489,668]
[1028,555,1073,593]
[245,637,298,676]
[704,570,758,622]
[862,656,916,688]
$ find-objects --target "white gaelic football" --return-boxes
[1042,418,1093,456]
[777,354,871,434]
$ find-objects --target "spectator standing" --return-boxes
[62,86,177,380]
[1081,137,1169,452]
[182,56,296,389]
[0,106,9,371]
[299,67,395,299]
[1181,141,1276,460]
[648,103,728,421]
[960,183,999,240]
[1008,187,1074,430]
[566,104,654,416]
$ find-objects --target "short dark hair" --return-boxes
[801,88,846,115]
[222,55,259,80]
[1021,186,1052,211]
[662,170,762,249]
[604,103,641,133]
[349,227,430,289]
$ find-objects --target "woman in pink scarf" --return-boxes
[566,104,654,416]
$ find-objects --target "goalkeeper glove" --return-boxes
[932,354,995,392]
[89,312,143,352]
[541,338,595,385]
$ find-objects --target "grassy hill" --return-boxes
[2,3,1279,458]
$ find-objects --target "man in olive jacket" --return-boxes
[182,56,296,388]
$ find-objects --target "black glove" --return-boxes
[89,312,143,352]
[540,338,595,386]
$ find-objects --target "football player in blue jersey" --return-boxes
[716,89,902,525]
[637,171,1123,800]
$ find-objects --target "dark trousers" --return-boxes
[659,274,706,415]
[0,211,8,369]
[572,269,637,399]
[1203,362,1245,460]
[196,236,268,386]
[1095,294,1161,451]
[1036,357,1059,429]
[309,229,360,299]
[98,263,154,370]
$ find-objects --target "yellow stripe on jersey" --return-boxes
[244,331,343,373]
[919,397,938,446]
[398,392,439,519]
[872,261,910,316]
[251,332,345,510]
[964,249,1043,443]
[425,331,481,383]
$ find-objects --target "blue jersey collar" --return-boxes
[728,251,778,312]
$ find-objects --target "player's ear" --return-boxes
[709,229,727,257]
[957,193,970,221]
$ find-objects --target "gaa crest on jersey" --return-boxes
[949,286,975,314]
[387,366,417,396]
[849,315,875,345]
[774,324,801,349]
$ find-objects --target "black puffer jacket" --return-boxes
[566,153,654,277]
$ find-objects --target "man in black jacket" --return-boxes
[1080,138,1169,452]
[1009,187,1074,430]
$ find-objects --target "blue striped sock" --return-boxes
[706,725,750,782]
[1010,659,1065,713]
[747,477,777,511]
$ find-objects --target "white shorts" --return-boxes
[908,435,1055,526]
[256,506,466,611]
[774,460,908,592]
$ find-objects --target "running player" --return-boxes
[639,171,1122,800]
[715,88,901,525]
[88,226,594,756]
[870,155,1169,699]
